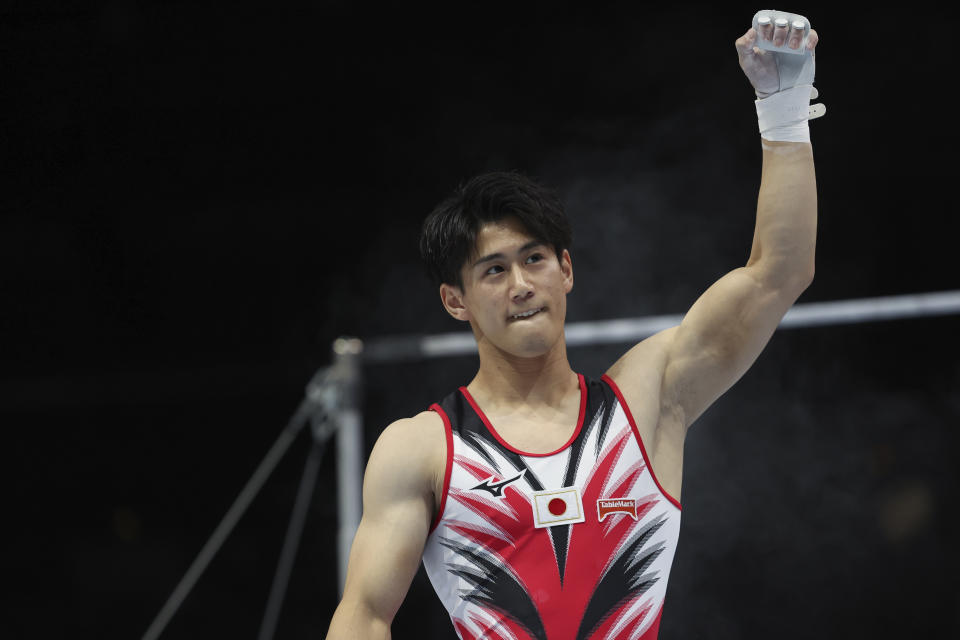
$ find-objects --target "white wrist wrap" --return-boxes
[755,84,813,143]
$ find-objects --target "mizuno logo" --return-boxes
[470,469,526,498]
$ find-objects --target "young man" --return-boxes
[328,13,820,640]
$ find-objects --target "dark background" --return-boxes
[5,2,958,638]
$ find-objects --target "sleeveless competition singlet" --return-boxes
[422,374,682,640]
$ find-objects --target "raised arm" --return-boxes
[326,411,446,639]
[661,135,816,427]
[608,16,821,435]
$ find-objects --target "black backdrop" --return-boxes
[5,2,959,638]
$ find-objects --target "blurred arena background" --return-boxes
[4,2,958,638]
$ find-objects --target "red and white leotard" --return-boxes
[422,374,682,640]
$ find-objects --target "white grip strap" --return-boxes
[755,84,825,143]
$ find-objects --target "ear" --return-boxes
[560,249,574,294]
[439,283,471,322]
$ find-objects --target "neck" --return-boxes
[467,336,578,411]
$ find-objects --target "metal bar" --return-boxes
[362,290,960,362]
[332,339,364,596]
[336,407,363,596]
[778,290,960,328]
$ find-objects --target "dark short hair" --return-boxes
[419,171,573,288]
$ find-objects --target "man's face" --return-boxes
[440,216,573,358]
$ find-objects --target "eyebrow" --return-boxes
[472,240,546,268]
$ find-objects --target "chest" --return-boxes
[424,384,684,639]
[444,395,657,529]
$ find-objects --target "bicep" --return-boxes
[332,508,429,635]
[664,266,805,425]
[327,418,440,638]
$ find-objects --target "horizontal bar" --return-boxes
[362,290,960,363]
[778,290,960,328]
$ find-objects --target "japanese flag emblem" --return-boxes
[531,487,585,528]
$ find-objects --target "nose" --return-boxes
[509,266,534,302]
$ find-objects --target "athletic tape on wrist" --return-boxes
[755,84,824,143]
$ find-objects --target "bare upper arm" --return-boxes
[664,265,809,427]
[326,410,446,639]
[609,264,809,431]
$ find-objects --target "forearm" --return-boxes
[746,139,817,288]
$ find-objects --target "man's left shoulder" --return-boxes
[603,325,678,391]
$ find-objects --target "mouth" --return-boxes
[509,307,545,321]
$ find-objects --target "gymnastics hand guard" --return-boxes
[752,9,825,143]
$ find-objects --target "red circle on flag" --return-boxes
[548,498,566,516]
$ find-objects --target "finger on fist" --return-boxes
[772,17,789,46]
[787,19,805,49]
[735,28,760,59]
[757,14,774,42]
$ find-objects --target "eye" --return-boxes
[484,265,504,276]
[526,253,544,264]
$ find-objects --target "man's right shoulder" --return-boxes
[378,409,446,448]
[367,410,447,494]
